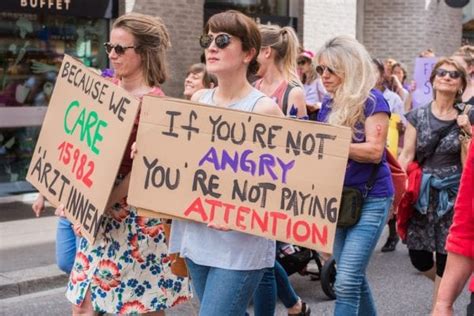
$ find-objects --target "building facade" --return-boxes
[0,0,464,195]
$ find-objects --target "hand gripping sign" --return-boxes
[128,96,351,253]
[27,55,140,242]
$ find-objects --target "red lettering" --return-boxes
[236,206,250,230]
[222,202,236,224]
[269,211,288,236]
[293,220,311,242]
[204,198,222,222]
[184,197,208,221]
[286,216,292,239]
[250,209,269,233]
[311,223,328,245]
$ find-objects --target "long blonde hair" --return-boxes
[317,36,376,140]
[113,13,171,86]
[259,24,302,87]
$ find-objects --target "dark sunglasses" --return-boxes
[435,68,461,79]
[297,60,308,66]
[104,42,136,55]
[199,33,232,49]
[316,65,336,76]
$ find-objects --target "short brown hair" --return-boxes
[186,63,218,88]
[430,57,468,100]
[204,10,261,75]
[113,13,171,86]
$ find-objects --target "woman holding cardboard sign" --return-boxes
[64,13,191,315]
[315,36,394,316]
[168,10,283,316]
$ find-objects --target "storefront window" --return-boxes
[204,0,296,31]
[0,12,108,194]
[205,0,289,16]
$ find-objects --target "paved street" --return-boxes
[0,195,470,316]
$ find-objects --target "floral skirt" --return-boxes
[65,200,191,314]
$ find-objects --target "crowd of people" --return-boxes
[31,9,473,316]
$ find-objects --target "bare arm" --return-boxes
[349,112,389,163]
[32,194,45,217]
[398,122,417,171]
[253,96,285,117]
[287,87,308,118]
[433,252,473,316]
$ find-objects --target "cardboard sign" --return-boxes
[27,55,140,242]
[412,57,437,109]
[128,97,351,253]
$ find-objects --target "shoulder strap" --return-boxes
[364,162,382,198]
[417,120,457,165]
[282,84,295,115]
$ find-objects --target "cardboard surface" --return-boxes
[26,55,140,242]
[412,57,437,108]
[128,96,351,253]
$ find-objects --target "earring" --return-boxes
[459,88,464,95]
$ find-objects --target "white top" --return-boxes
[168,88,276,270]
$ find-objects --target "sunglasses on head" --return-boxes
[435,68,461,79]
[104,42,136,55]
[316,65,336,76]
[199,33,232,49]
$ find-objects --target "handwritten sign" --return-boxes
[412,57,437,109]
[27,55,140,242]
[128,97,351,253]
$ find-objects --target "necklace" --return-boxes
[432,101,457,120]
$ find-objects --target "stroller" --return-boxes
[277,244,337,299]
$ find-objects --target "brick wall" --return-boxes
[125,0,204,97]
[363,0,462,79]
[301,0,357,53]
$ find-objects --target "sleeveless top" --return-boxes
[254,79,289,112]
[169,88,276,270]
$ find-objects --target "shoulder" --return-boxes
[288,86,306,99]
[253,95,285,117]
[406,103,429,125]
[191,89,211,102]
[366,89,390,116]
[383,89,402,103]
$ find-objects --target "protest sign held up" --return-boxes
[27,55,140,242]
[412,57,437,108]
[128,97,351,253]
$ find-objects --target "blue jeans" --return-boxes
[333,196,392,316]
[56,217,79,274]
[186,258,265,316]
[253,261,299,315]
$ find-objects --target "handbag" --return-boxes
[457,103,472,167]
[386,150,407,211]
[337,163,381,228]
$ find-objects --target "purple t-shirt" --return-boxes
[317,89,394,198]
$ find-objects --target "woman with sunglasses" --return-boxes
[297,50,327,121]
[64,13,191,315]
[315,36,394,316]
[251,24,310,316]
[169,10,283,316]
[253,25,307,119]
[398,57,473,310]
